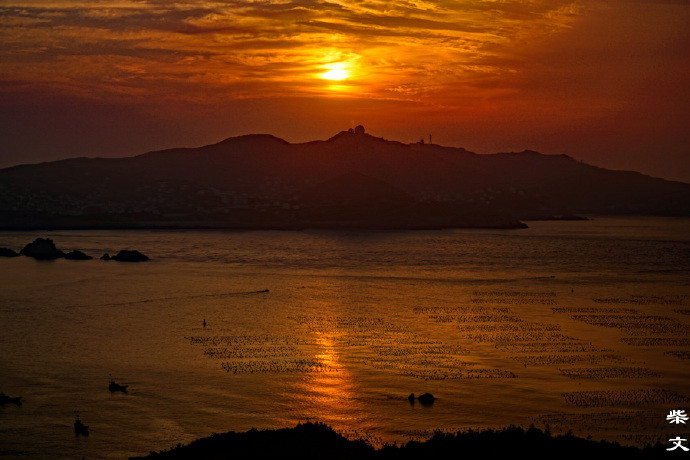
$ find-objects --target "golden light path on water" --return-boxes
[302,333,361,425]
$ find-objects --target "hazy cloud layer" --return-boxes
[0,1,584,100]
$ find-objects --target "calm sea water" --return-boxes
[0,217,689,458]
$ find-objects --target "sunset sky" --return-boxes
[1,1,688,181]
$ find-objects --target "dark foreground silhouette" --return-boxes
[132,422,667,459]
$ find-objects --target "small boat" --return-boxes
[74,416,89,436]
[108,375,128,393]
[0,393,22,406]
[109,380,128,394]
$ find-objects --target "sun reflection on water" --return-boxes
[299,332,363,425]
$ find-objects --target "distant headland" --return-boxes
[1,126,688,230]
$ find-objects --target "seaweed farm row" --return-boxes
[187,311,517,380]
[186,290,690,385]
[551,306,690,360]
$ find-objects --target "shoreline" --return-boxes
[6,214,690,233]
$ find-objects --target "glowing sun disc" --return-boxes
[321,68,348,80]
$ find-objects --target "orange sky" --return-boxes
[1,1,689,181]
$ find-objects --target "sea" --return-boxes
[0,216,689,458]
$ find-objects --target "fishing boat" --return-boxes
[74,414,89,436]
[108,375,128,393]
[0,392,22,406]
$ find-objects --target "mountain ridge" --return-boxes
[0,128,688,230]
[0,131,676,183]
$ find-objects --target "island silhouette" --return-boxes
[1,126,688,230]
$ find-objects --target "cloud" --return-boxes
[0,1,581,102]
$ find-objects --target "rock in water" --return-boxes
[112,250,149,262]
[19,238,65,260]
[408,393,415,404]
[100,253,110,260]
[418,393,435,405]
[65,250,93,260]
[0,248,19,257]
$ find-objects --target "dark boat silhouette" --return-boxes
[74,415,89,436]
[108,375,128,393]
[0,392,22,406]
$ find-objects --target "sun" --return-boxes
[322,68,348,80]
[321,64,349,81]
